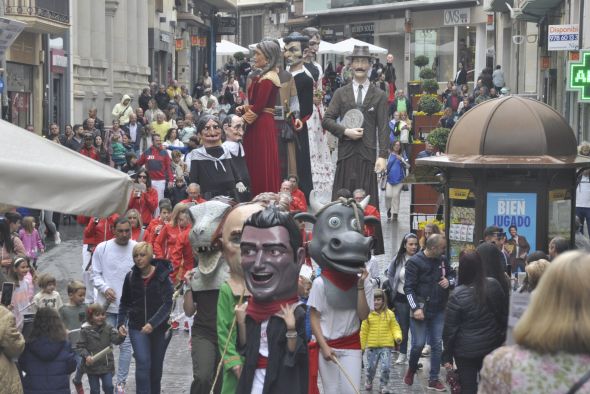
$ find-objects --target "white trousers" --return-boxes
[385,183,404,213]
[319,348,362,394]
[152,179,166,216]
[81,245,96,304]
[251,368,266,393]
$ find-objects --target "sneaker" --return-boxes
[171,321,180,330]
[395,353,407,364]
[73,380,84,394]
[116,383,126,394]
[403,369,415,386]
[421,345,431,357]
[427,380,446,391]
[54,231,61,245]
[380,388,391,394]
[184,321,190,332]
[386,209,391,219]
[365,382,372,391]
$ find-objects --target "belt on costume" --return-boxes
[326,331,361,350]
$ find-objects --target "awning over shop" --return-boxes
[486,0,513,13]
[331,38,388,56]
[217,40,249,55]
[518,0,563,21]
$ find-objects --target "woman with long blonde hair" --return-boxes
[479,251,590,393]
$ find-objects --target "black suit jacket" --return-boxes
[322,82,389,163]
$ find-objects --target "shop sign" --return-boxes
[160,32,171,44]
[486,192,537,251]
[443,8,470,26]
[567,51,590,103]
[351,23,374,36]
[199,37,207,47]
[321,26,345,41]
[51,49,67,74]
[175,38,184,51]
[548,24,579,51]
[191,35,199,47]
[218,17,237,35]
[449,188,470,200]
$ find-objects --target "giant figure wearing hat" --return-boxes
[322,45,389,208]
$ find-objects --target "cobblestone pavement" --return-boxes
[37,190,444,393]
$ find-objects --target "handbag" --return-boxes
[445,368,461,394]
[400,127,410,143]
[379,172,387,191]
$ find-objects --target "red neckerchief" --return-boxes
[321,268,358,291]
[246,295,299,323]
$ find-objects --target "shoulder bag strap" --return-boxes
[566,370,590,394]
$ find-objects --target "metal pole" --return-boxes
[0,0,6,120]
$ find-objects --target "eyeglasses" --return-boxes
[203,125,220,131]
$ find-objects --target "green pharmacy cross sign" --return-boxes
[568,51,590,103]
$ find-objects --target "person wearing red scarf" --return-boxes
[234,206,308,394]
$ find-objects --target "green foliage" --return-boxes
[427,127,451,153]
[419,67,436,79]
[418,94,442,115]
[422,79,439,94]
[414,55,430,68]
[233,52,245,61]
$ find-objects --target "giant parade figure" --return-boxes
[322,45,389,208]
[237,40,282,196]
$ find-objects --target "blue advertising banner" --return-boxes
[486,192,536,251]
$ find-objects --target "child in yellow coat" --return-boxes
[360,289,402,393]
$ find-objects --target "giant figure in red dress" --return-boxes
[238,40,282,196]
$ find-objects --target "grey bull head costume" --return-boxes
[188,199,233,291]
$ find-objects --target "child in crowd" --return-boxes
[144,199,173,244]
[8,256,35,332]
[111,133,128,169]
[18,308,78,394]
[18,216,44,268]
[59,280,87,394]
[169,176,188,207]
[33,273,63,310]
[121,152,139,175]
[171,149,188,181]
[360,289,402,394]
[77,303,127,394]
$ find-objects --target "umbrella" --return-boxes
[216,40,250,56]
[331,38,388,56]
[0,120,133,217]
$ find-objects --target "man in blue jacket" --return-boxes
[403,234,455,391]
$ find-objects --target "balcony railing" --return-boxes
[5,0,70,25]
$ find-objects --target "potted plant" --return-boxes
[418,95,442,115]
[408,55,430,96]
[419,67,436,80]
[233,52,245,61]
[414,55,430,69]
[426,127,451,153]
[421,79,439,95]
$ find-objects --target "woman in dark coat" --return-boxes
[18,308,77,394]
[442,251,508,394]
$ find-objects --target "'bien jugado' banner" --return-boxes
[486,192,537,252]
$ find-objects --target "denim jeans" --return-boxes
[73,353,84,385]
[129,327,168,394]
[365,347,392,387]
[393,299,411,355]
[88,372,114,394]
[576,207,590,234]
[106,313,132,385]
[408,309,445,381]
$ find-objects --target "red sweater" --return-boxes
[127,188,159,226]
[137,146,174,181]
[169,227,194,283]
[80,146,100,161]
[292,188,308,211]
[153,224,182,260]
[144,217,166,244]
[179,197,207,205]
[83,215,118,246]
[364,205,381,238]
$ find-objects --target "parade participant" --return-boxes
[234,206,308,394]
[112,94,134,126]
[296,197,377,394]
[144,200,172,244]
[222,115,251,202]
[125,209,145,241]
[127,169,159,226]
[183,199,234,394]
[180,183,207,206]
[216,200,266,394]
[322,46,389,207]
[360,289,402,393]
[78,303,127,394]
[187,115,246,200]
[281,180,306,212]
[288,175,307,212]
[353,189,384,255]
[118,242,174,394]
[153,203,190,262]
[237,39,282,196]
[137,134,175,209]
[404,234,455,391]
[91,217,136,392]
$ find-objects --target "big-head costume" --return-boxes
[322,45,389,208]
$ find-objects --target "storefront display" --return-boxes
[448,187,476,267]
[486,192,537,252]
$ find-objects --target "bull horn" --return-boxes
[309,190,327,214]
[359,195,370,210]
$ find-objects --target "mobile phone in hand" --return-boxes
[1,282,15,306]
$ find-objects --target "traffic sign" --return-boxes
[567,51,590,103]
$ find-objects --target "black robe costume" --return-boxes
[222,141,251,202]
[237,305,308,394]
[188,145,242,200]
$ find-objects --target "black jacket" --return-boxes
[404,251,455,314]
[442,278,508,363]
[118,259,173,331]
[237,305,308,394]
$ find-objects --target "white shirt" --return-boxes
[307,276,374,340]
[92,239,137,314]
[352,78,370,104]
[128,122,138,142]
[577,175,590,208]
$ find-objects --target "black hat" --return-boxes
[346,45,373,60]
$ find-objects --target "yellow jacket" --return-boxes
[360,308,402,350]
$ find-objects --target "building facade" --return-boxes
[237,0,289,48]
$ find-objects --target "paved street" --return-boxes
[38,189,441,393]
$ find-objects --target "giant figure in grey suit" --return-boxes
[322,45,389,208]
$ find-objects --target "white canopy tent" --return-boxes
[247,39,337,54]
[331,38,388,56]
[0,120,133,217]
[216,40,250,56]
